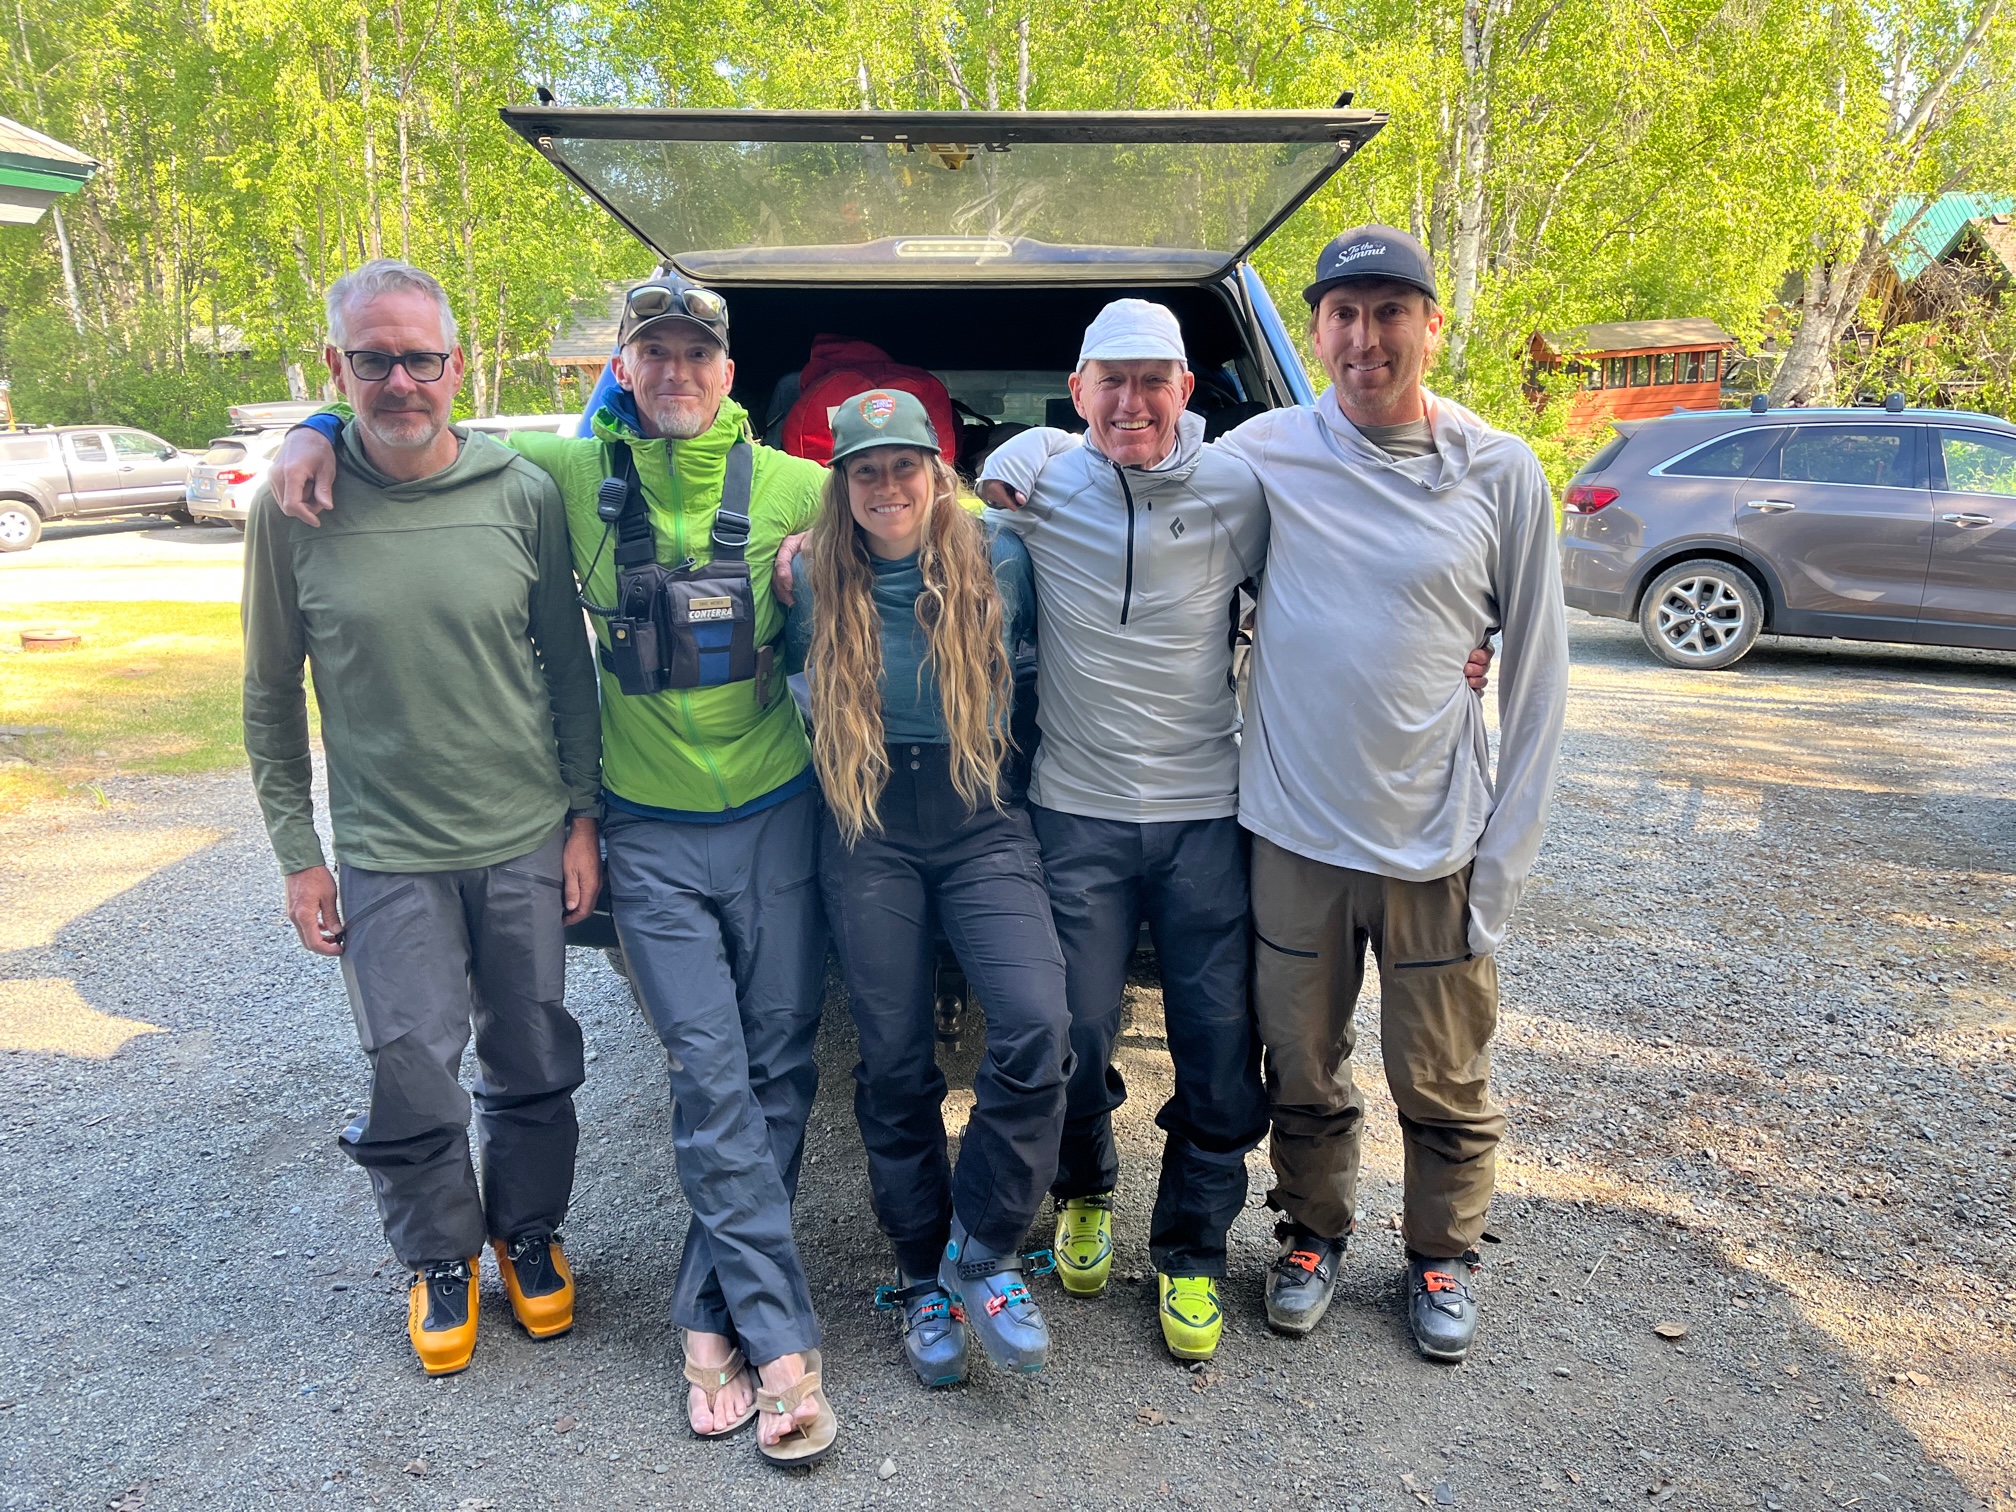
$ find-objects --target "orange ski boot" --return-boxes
[407,1258,479,1376]
[493,1231,575,1340]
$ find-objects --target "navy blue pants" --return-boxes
[605,788,828,1367]
[1030,806,1268,1278]
[821,744,1072,1279]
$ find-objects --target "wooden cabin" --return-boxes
[546,282,627,408]
[1528,318,1732,431]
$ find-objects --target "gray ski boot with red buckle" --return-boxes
[939,1217,1049,1374]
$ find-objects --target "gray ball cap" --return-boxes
[1303,224,1439,305]
[828,388,941,466]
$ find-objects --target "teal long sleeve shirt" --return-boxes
[785,522,1033,742]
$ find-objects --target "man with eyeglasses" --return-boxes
[242,259,603,1377]
[263,268,837,1457]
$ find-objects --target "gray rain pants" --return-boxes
[336,824,585,1270]
[603,787,828,1367]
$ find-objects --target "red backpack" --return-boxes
[781,335,960,466]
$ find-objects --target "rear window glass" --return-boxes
[1662,427,1778,478]
[70,433,108,462]
[203,440,249,465]
[0,436,54,463]
[1772,426,1916,487]
[1573,434,1630,478]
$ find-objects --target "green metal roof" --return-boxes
[1886,192,2015,281]
[0,116,94,181]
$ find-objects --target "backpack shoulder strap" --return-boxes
[605,441,657,569]
[711,440,754,563]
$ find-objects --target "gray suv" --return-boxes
[1560,404,2016,669]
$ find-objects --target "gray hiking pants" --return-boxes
[336,824,584,1269]
[604,787,828,1367]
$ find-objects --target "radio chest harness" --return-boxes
[581,438,773,703]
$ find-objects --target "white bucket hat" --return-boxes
[1076,299,1187,371]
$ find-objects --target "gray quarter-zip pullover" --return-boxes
[980,411,1267,822]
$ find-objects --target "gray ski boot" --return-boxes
[877,1275,969,1388]
[1407,1254,1481,1363]
[939,1218,1049,1375]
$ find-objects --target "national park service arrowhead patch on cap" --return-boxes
[859,391,898,428]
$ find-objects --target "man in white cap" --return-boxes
[976,298,1273,1363]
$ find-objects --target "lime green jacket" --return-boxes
[315,395,826,814]
[512,398,826,814]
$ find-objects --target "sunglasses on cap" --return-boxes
[624,282,727,327]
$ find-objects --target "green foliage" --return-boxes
[1,0,2010,451]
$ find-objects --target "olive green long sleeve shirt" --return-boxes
[241,422,601,875]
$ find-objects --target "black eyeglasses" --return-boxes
[624,283,727,326]
[342,349,451,382]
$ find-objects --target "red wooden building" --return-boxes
[1528,318,1733,431]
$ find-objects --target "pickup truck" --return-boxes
[0,425,194,551]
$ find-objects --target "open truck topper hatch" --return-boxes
[498,107,1385,284]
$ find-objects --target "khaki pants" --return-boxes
[1250,835,1505,1258]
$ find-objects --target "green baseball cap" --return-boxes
[828,388,940,466]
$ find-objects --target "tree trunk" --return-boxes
[49,207,88,337]
[1016,15,1030,108]
[397,107,413,261]
[1447,0,1504,381]
[490,281,507,416]
[448,6,486,416]
[358,12,382,260]
[1769,232,1886,405]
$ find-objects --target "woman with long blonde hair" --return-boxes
[785,388,1069,1389]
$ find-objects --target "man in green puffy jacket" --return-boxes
[269,271,833,1457]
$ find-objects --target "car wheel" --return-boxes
[0,501,42,552]
[1638,558,1764,670]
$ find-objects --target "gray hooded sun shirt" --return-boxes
[1215,388,1568,956]
[984,387,1567,957]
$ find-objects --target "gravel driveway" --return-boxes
[2,612,2011,1512]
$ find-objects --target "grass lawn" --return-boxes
[0,601,253,811]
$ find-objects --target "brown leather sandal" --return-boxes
[683,1342,757,1439]
[754,1349,838,1468]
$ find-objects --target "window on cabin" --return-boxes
[1630,355,1652,386]
[1655,354,1676,384]
[1679,351,1703,384]
[1704,351,1721,383]
[1605,357,1628,388]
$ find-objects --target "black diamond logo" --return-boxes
[1169,517,1186,539]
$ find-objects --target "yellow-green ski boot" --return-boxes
[1157,1274,1223,1361]
[1053,1193,1114,1298]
